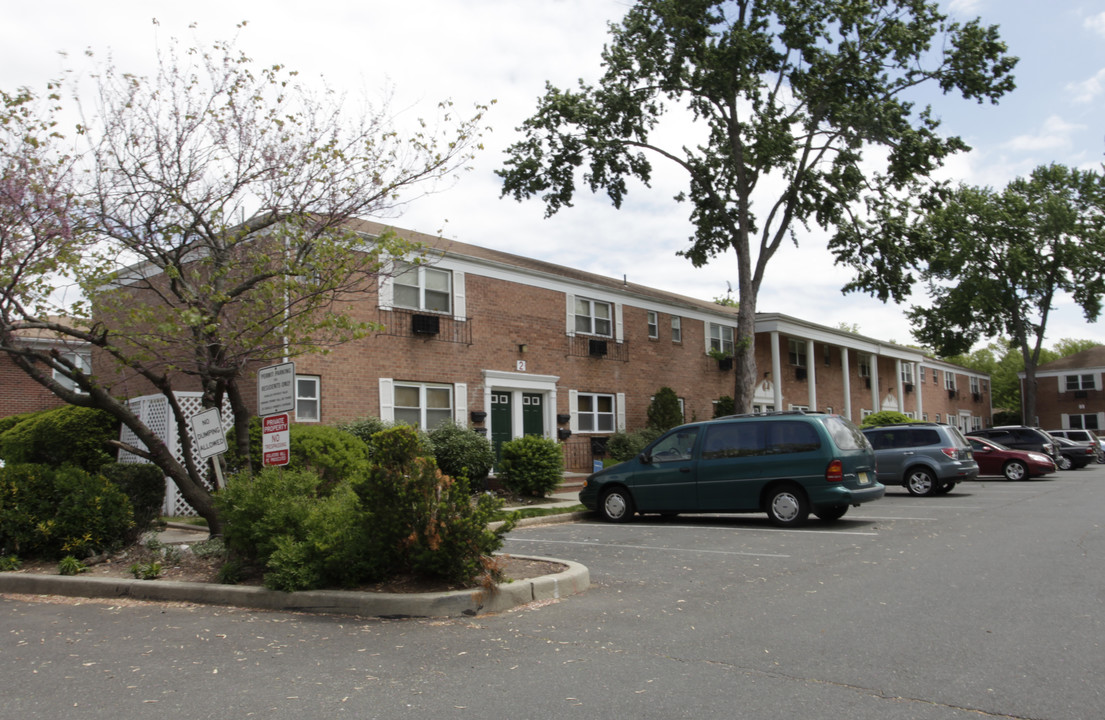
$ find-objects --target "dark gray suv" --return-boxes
[967,426,1058,460]
[863,422,979,496]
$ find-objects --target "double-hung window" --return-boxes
[647,311,658,339]
[944,371,957,391]
[901,364,914,385]
[394,262,451,313]
[671,316,682,343]
[709,323,734,354]
[577,392,616,432]
[295,376,320,422]
[788,339,807,367]
[393,382,453,429]
[858,354,871,378]
[575,298,612,336]
[970,376,980,394]
[1066,374,1096,391]
[52,351,91,394]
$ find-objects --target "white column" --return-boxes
[841,348,852,420]
[895,358,905,414]
[771,331,783,410]
[913,362,923,419]
[807,339,817,410]
[870,354,880,412]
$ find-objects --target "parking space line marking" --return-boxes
[504,537,792,558]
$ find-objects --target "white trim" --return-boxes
[454,382,468,425]
[453,271,466,320]
[616,392,627,432]
[378,377,394,422]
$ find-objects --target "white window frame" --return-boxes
[970,376,980,394]
[944,371,957,391]
[708,323,735,354]
[901,364,914,385]
[647,311,658,339]
[576,392,617,433]
[858,353,871,378]
[392,382,454,430]
[574,297,613,337]
[788,339,807,368]
[295,375,320,423]
[52,351,91,394]
[1065,374,1096,391]
[671,316,682,343]
[393,262,452,313]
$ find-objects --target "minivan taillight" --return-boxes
[826,459,844,482]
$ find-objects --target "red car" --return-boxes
[968,437,1056,480]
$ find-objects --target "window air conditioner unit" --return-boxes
[795,367,807,381]
[1075,390,1088,399]
[589,339,608,357]
[412,313,440,335]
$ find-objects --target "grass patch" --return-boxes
[161,516,209,527]
[494,504,586,522]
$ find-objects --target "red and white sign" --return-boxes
[262,413,290,467]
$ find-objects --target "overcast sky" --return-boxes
[3,0,1104,351]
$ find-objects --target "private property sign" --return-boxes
[262,413,290,467]
[258,361,295,417]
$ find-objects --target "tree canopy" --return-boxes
[0,31,490,531]
[499,0,1015,411]
[847,164,1105,424]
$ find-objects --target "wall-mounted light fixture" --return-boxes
[518,343,528,353]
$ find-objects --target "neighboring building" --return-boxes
[1024,345,1105,431]
[0,321,91,418]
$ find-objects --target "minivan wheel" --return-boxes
[766,484,809,527]
[599,487,635,523]
[905,468,938,497]
[1002,460,1027,481]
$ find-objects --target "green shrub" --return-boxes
[129,561,162,580]
[353,426,511,586]
[0,464,134,559]
[860,410,912,428]
[340,416,434,459]
[0,555,21,571]
[606,428,662,463]
[647,387,684,432]
[217,467,375,591]
[497,435,564,497]
[223,415,263,474]
[713,396,736,418]
[217,426,511,591]
[427,421,494,486]
[286,424,371,488]
[98,463,166,541]
[0,406,118,471]
[0,412,34,438]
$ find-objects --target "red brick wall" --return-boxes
[0,355,67,418]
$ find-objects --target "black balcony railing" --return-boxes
[567,334,629,361]
[376,308,472,345]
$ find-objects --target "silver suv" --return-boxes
[863,422,979,496]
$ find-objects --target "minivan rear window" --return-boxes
[826,416,868,450]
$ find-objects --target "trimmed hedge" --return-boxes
[0,463,134,559]
[98,462,166,542]
[0,406,117,471]
[498,435,564,497]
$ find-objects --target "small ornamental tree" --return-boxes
[647,387,683,433]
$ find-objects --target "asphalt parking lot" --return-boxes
[4,465,1105,719]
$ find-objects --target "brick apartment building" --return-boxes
[1,220,992,475]
[0,323,91,418]
[1023,345,1105,431]
[286,220,991,470]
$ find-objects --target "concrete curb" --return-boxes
[0,555,589,618]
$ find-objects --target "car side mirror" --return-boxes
[638,452,652,464]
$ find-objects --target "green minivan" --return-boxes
[579,412,884,527]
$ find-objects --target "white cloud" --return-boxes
[1084,11,1105,37]
[1067,68,1105,104]
[1004,115,1084,152]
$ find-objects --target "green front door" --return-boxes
[491,392,512,466]
[522,393,544,437]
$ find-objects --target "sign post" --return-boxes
[189,407,229,488]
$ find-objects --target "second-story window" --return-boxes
[970,376,980,394]
[647,311,658,339]
[788,339,807,367]
[575,298,612,336]
[944,371,957,391]
[709,323,734,354]
[671,316,682,343]
[1066,374,1095,391]
[901,364,914,385]
[394,262,451,313]
[858,353,871,378]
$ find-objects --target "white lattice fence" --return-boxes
[118,393,234,516]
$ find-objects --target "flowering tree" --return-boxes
[0,33,490,532]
